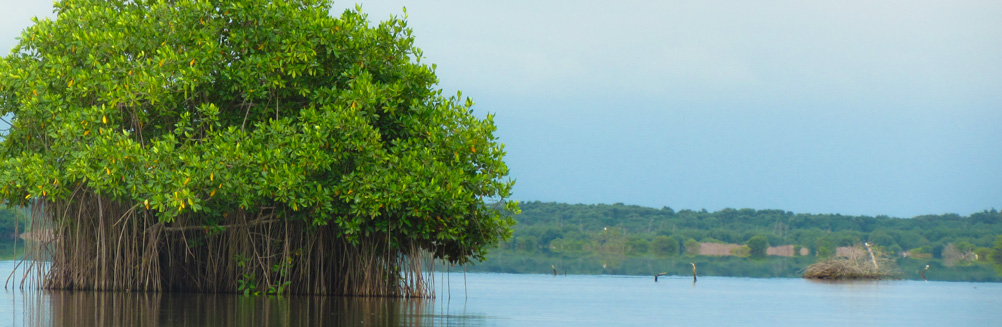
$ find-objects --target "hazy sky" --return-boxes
[3,1,1000,218]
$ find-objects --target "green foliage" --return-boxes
[593,227,627,254]
[746,235,769,258]
[516,235,538,253]
[625,236,649,255]
[0,206,27,240]
[512,203,1002,256]
[473,203,1002,282]
[974,247,991,262]
[907,247,934,259]
[650,235,678,256]
[816,246,835,258]
[0,0,516,265]
[684,239,700,256]
[992,235,1002,265]
[731,245,751,257]
[238,273,259,296]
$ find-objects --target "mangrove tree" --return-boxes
[0,0,517,296]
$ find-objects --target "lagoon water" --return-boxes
[1,260,999,326]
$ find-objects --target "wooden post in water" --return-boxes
[654,272,668,282]
[690,263,697,283]
[864,242,879,269]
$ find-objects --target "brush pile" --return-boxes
[803,244,899,280]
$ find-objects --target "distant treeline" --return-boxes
[0,206,27,240]
[502,201,1002,263]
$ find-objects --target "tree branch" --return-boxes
[161,216,280,232]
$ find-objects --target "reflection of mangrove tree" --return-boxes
[32,290,448,327]
[0,0,516,296]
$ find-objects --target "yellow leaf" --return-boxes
[144,200,149,210]
[258,43,264,50]
[210,172,214,181]
[159,59,164,67]
[190,58,195,67]
[218,183,222,189]
[68,79,74,87]
[184,177,190,185]
[25,194,30,199]
[32,89,37,96]
[347,190,353,195]
[102,115,107,124]
[106,167,110,175]
[210,189,216,197]
[84,130,90,136]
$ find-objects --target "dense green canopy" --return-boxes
[0,0,516,295]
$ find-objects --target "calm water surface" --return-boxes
[2,260,999,326]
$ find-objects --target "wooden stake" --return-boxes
[864,242,879,269]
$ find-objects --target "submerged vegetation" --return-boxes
[0,0,516,296]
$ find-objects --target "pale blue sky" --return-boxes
[3,1,1000,217]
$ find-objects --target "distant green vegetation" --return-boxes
[466,250,1001,282]
[0,240,26,261]
[472,202,1002,281]
[0,206,27,241]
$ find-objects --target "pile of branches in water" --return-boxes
[803,244,900,280]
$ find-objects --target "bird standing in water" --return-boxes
[654,272,668,282]
[690,263,697,283]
